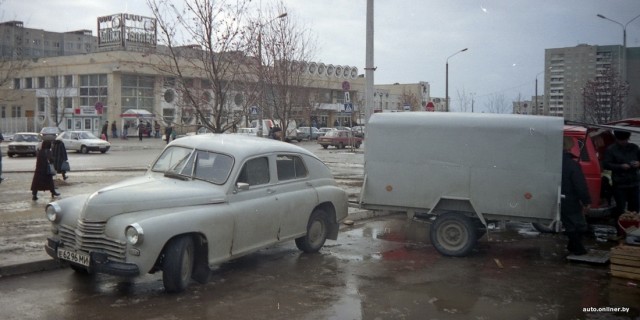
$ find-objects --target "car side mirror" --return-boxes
[235,182,250,192]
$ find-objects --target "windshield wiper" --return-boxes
[163,171,190,181]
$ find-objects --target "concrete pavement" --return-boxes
[0,136,375,278]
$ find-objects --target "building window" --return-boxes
[38,76,45,88]
[25,78,32,89]
[64,97,72,109]
[37,98,45,112]
[121,74,155,113]
[0,105,5,118]
[79,74,108,107]
[64,75,72,87]
[13,78,20,89]
[11,105,21,117]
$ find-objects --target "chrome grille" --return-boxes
[59,219,127,262]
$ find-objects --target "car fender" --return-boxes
[105,205,235,274]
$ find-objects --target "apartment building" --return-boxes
[544,44,640,121]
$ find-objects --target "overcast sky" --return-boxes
[2,0,639,112]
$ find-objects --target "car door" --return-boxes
[227,155,282,256]
[274,154,318,238]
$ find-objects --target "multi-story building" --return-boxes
[0,20,96,59]
[544,44,640,121]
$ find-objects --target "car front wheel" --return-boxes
[81,145,89,154]
[322,145,328,149]
[295,209,329,253]
[163,236,194,293]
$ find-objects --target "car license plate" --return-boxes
[57,248,90,267]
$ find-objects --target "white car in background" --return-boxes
[7,132,41,157]
[57,130,111,154]
[235,127,259,136]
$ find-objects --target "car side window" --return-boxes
[237,157,270,186]
[276,155,308,181]
[194,151,233,184]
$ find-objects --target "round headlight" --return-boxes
[126,223,144,245]
[46,203,61,222]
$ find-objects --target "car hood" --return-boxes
[79,174,226,221]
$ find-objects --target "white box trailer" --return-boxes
[358,112,564,256]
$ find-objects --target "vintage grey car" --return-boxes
[44,134,348,292]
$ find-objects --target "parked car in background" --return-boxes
[236,127,259,136]
[351,126,366,138]
[318,127,335,137]
[44,134,348,293]
[40,127,62,141]
[298,126,320,140]
[7,132,41,157]
[57,130,111,154]
[317,129,363,149]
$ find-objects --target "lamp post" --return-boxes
[257,12,287,137]
[445,48,468,112]
[535,70,544,115]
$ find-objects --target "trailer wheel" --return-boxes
[430,212,477,257]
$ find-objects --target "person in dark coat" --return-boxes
[561,136,591,255]
[111,121,118,139]
[165,125,173,144]
[603,130,640,220]
[31,140,60,200]
[52,139,69,180]
[101,121,109,141]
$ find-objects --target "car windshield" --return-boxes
[152,146,234,184]
[324,130,340,137]
[14,134,39,142]
[78,132,99,139]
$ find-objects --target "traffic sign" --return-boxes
[250,106,259,115]
[344,103,353,113]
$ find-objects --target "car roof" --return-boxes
[169,134,320,160]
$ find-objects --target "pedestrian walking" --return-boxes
[30,140,60,200]
[137,121,144,141]
[101,121,109,141]
[154,121,161,138]
[0,130,4,184]
[123,122,129,139]
[111,121,118,139]
[561,136,591,255]
[165,125,173,144]
[603,130,640,222]
[52,139,69,180]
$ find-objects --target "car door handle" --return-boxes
[266,188,276,194]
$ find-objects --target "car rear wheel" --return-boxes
[295,209,329,253]
[163,236,194,293]
[81,145,89,154]
[338,142,344,149]
[322,145,328,149]
[100,150,107,154]
[355,142,361,149]
[7,153,14,157]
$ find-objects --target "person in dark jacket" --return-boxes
[101,121,109,141]
[561,136,591,255]
[603,130,640,220]
[30,140,59,200]
[52,139,69,180]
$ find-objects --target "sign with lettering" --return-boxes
[98,13,157,49]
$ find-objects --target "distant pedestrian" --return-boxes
[137,122,144,141]
[561,136,591,255]
[154,121,161,138]
[101,121,109,141]
[111,121,118,139]
[165,125,173,144]
[0,130,4,183]
[123,122,129,139]
[146,121,152,138]
[31,140,60,200]
[52,139,69,181]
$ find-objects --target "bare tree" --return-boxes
[485,93,510,114]
[455,88,471,112]
[399,89,420,111]
[147,0,252,133]
[582,66,629,124]
[246,2,316,140]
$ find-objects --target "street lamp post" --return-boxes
[445,48,468,112]
[535,70,545,115]
[257,12,287,137]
